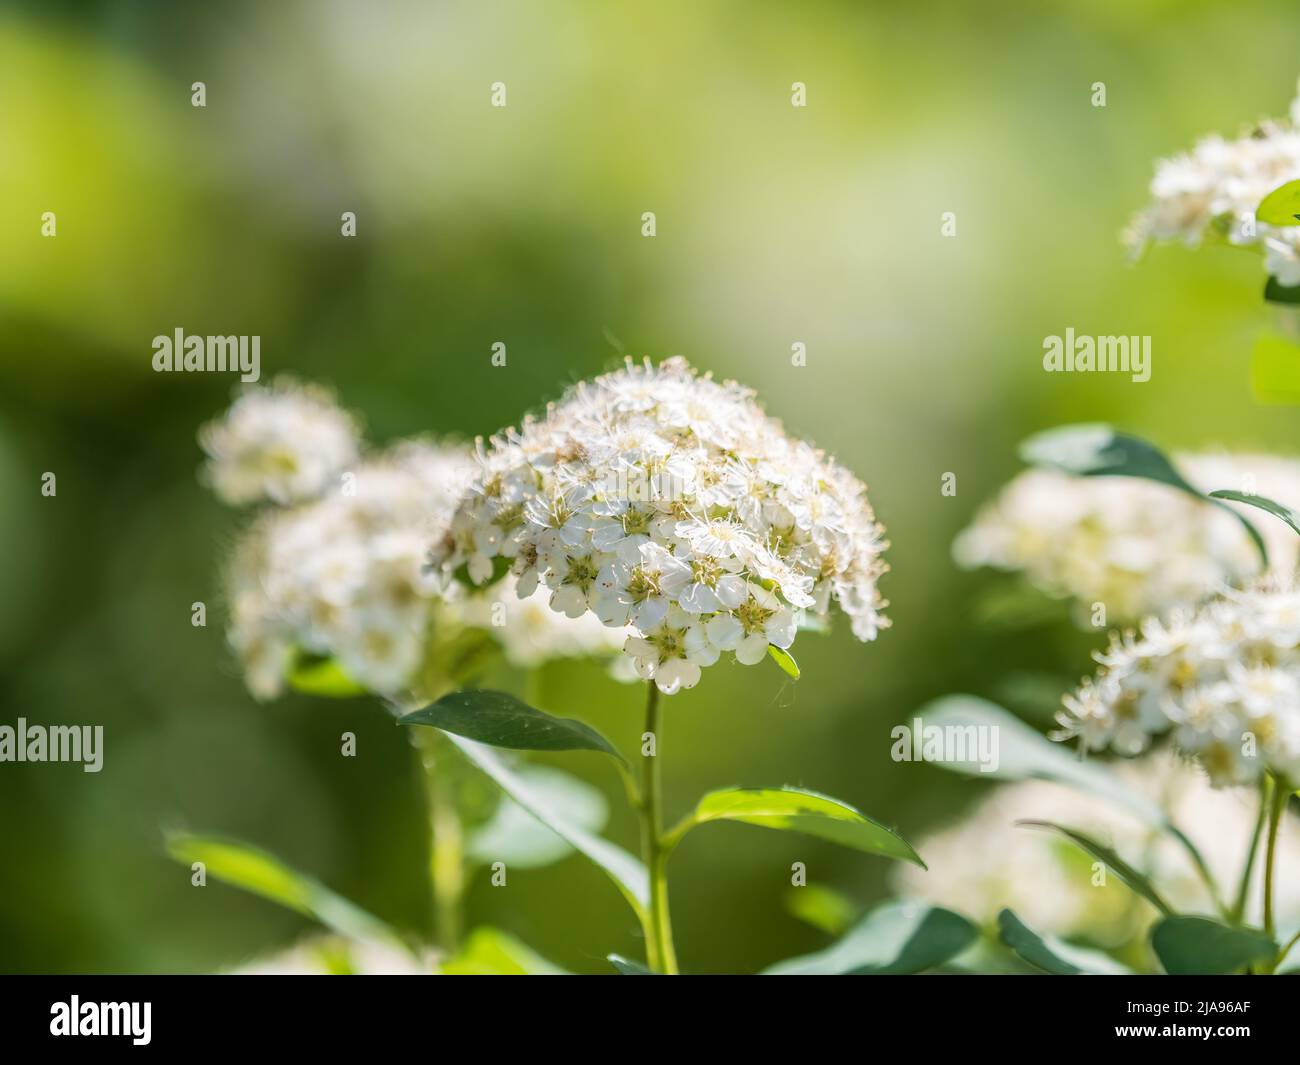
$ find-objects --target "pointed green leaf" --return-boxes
[672,786,923,867]
[1017,820,1173,916]
[1209,489,1300,538]
[767,644,800,679]
[165,832,400,946]
[1257,179,1300,226]
[399,690,625,765]
[440,927,568,975]
[608,954,655,975]
[1020,424,1267,566]
[1151,916,1276,975]
[466,766,608,870]
[763,899,976,974]
[443,734,649,915]
[997,909,1128,975]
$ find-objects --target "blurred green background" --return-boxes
[4,0,1300,974]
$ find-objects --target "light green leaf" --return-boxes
[440,927,568,975]
[1257,179,1300,226]
[913,695,1166,826]
[1019,424,1266,566]
[763,899,976,975]
[165,832,400,946]
[1209,489,1300,538]
[1151,916,1276,975]
[608,954,655,975]
[286,653,367,698]
[671,786,924,867]
[466,765,608,870]
[784,884,862,935]
[997,909,1128,975]
[444,734,649,915]
[399,689,625,765]
[767,644,800,679]
[1017,820,1173,916]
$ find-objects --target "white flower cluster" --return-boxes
[200,379,362,505]
[226,439,475,698]
[894,754,1300,943]
[1125,87,1300,284]
[954,453,1300,623]
[1057,579,1300,787]
[430,357,890,693]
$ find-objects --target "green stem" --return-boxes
[638,681,678,974]
[417,728,465,955]
[1231,779,1270,927]
[1264,773,1288,947]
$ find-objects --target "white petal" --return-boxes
[735,633,769,665]
[706,614,743,649]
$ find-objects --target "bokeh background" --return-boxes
[4,0,1300,974]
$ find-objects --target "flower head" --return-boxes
[1125,85,1300,282]
[1056,578,1300,786]
[431,357,889,692]
[200,379,362,505]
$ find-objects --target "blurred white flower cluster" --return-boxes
[225,438,475,698]
[430,357,890,694]
[894,754,1300,944]
[1057,579,1300,786]
[1124,86,1300,284]
[204,381,628,700]
[200,378,362,505]
[954,453,1300,623]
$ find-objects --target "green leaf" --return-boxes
[440,927,568,975]
[1250,332,1300,405]
[784,883,862,935]
[608,954,655,975]
[1016,820,1173,916]
[286,653,367,698]
[443,734,649,915]
[1257,179,1300,227]
[996,909,1128,975]
[1019,423,1267,566]
[671,786,924,867]
[165,832,400,946]
[913,695,1167,826]
[767,644,800,679]
[466,765,608,870]
[1266,276,1300,305]
[1209,489,1300,538]
[1151,916,1276,975]
[763,899,976,975]
[399,690,625,765]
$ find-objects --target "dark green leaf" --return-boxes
[399,690,625,765]
[996,909,1128,975]
[672,786,924,867]
[1265,276,1300,305]
[1209,489,1300,538]
[1151,917,1276,975]
[764,900,976,975]
[1017,820,1173,916]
